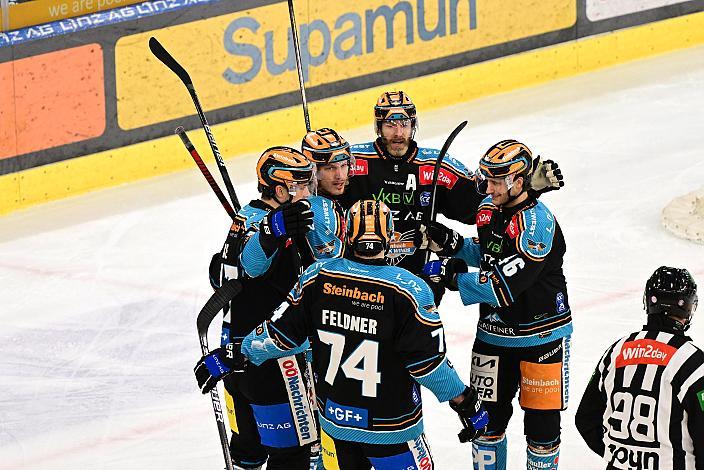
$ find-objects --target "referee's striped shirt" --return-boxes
[575,327,704,469]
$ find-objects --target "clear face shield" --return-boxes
[285,171,317,200]
[475,170,515,195]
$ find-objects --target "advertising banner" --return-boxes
[1,0,143,31]
[115,0,576,130]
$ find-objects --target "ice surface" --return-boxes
[1,45,703,469]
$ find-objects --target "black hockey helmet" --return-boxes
[644,266,698,330]
[256,146,315,198]
[346,199,394,257]
[374,91,417,138]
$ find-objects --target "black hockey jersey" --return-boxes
[241,257,468,445]
[576,327,704,469]
[455,196,572,348]
[340,139,483,273]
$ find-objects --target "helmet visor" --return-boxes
[476,170,515,195]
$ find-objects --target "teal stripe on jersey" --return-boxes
[319,414,424,445]
[477,323,573,348]
[411,357,466,402]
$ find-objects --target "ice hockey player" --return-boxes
[421,140,571,470]
[301,127,354,200]
[195,146,343,470]
[575,266,703,469]
[339,91,564,274]
[226,199,488,469]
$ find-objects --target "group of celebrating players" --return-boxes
[192,91,702,470]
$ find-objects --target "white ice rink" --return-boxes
[1,45,703,469]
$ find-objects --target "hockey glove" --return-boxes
[422,258,468,291]
[258,200,314,256]
[529,156,564,198]
[449,386,489,443]
[415,222,464,257]
[194,343,247,394]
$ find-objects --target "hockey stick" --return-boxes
[149,37,242,213]
[423,121,468,264]
[286,0,311,132]
[176,126,237,220]
[197,279,243,470]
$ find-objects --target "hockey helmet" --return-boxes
[346,199,394,257]
[374,91,417,136]
[256,146,315,196]
[644,266,698,329]
[301,128,353,166]
[477,139,534,194]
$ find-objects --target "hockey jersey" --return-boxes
[240,256,468,444]
[217,196,344,343]
[454,196,572,347]
[576,327,704,469]
[339,138,482,274]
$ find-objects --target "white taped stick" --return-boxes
[662,188,704,244]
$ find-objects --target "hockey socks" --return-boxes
[472,433,507,470]
[527,440,560,470]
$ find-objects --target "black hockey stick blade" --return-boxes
[197,279,242,338]
[426,120,468,226]
[149,37,192,87]
[423,120,468,264]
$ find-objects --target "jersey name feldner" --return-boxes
[322,309,377,335]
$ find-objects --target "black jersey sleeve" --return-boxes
[683,373,704,464]
[575,366,607,457]
[435,156,483,225]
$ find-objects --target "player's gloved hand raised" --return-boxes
[194,343,248,394]
[422,258,468,291]
[258,200,314,255]
[449,386,489,443]
[415,221,464,256]
[529,156,564,198]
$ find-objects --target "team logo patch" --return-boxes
[314,240,337,255]
[386,230,417,262]
[418,165,459,188]
[354,159,369,175]
[556,292,567,314]
[420,191,431,206]
[615,339,677,368]
[698,389,704,412]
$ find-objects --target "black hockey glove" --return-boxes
[194,343,247,394]
[449,386,489,443]
[415,222,464,257]
[422,258,468,291]
[529,156,564,198]
[258,200,314,256]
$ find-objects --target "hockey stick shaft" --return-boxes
[149,37,242,213]
[287,0,311,132]
[196,279,242,470]
[176,127,237,220]
[424,120,468,264]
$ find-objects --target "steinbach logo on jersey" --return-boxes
[418,165,459,189]
[615,339,677,368]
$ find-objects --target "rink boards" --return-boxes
[1,0,704,214]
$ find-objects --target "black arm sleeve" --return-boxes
[575,368,607,457]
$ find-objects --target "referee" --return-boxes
[575,266,703,469]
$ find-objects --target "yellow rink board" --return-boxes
[2,10,704,215]
[116,0,576,130]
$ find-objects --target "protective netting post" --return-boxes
[662,188,704,244]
